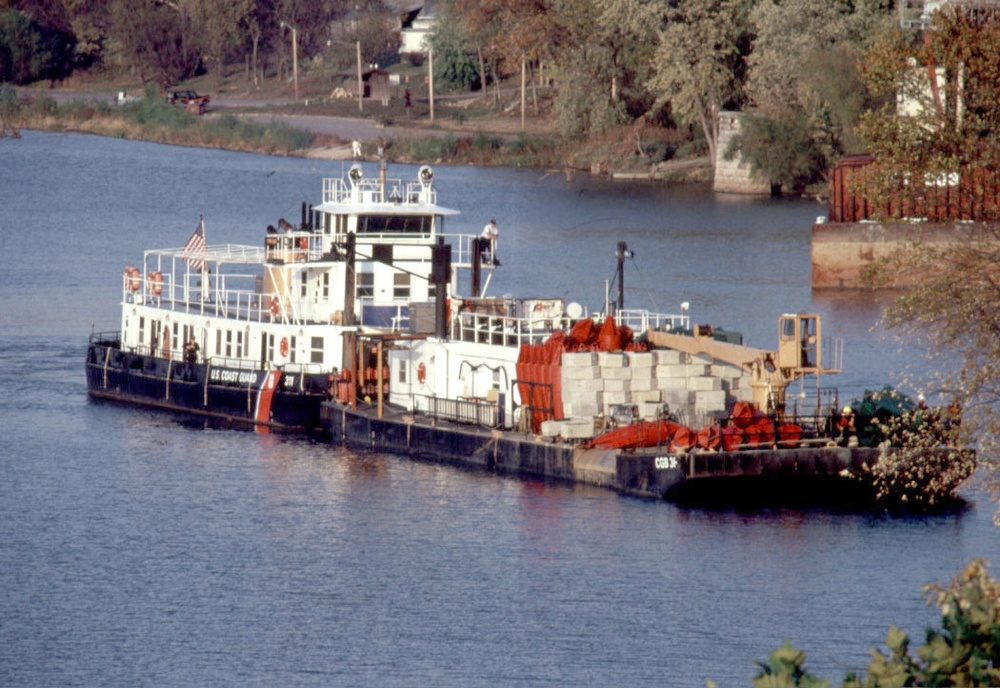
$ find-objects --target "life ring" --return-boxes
[147,270,163,295]
[124,266,140,292]
[534,302,543,312]
[279,336,289,357]
[297,236,308,250]
[270,296,280,317]
[417,361,426,384]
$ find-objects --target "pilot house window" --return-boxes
[356,215,431,235]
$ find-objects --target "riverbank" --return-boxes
[8,78,711,181]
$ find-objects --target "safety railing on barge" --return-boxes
[412,394,499,429]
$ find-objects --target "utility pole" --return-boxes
[356,40,363,112]
[280,21,298,101]
[428,49,434,121]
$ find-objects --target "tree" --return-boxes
[646,0,748,166]
[731,0,892,189]
[0,7,74,84]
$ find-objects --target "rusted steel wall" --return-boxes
[827,155,1000,223]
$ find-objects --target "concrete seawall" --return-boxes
[811,220,975,289]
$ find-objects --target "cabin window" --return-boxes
[172,323,179,353]
[236,331,244,358]
[322,273,329,298]
[398,360,407,384]
[289,336,297,364]
[300,271,308,297]
[310,336,324,364]
[324,213,332,235]
[138,317,145,347]
[357,272,374,298]
[393,273,410,298]
[356,215,431,235]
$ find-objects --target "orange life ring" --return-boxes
[270,296,280,317]
[279,336,289,357]
[297,236,308,250]
[533,302,543,311]
[124,266,140,292]
[417,361,426,384]
[147,270,163,295]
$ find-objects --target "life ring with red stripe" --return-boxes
[270,296,280,317]
[279,337,289,357]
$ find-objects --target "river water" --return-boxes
[0,130,995,687]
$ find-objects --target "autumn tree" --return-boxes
[646,0,748,165]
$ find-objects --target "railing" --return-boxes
[323,177,437,207]
[453,311,565,347]
[615,309,690,333]
[414,394,499,428]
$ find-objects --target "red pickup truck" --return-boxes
[164,89,210,115]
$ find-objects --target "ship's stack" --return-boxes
[560,348,752,427]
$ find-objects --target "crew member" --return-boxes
[480,219,499,266]
[836,405,857,447]
[184,336,200,380]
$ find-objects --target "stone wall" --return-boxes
[713,111,771,195]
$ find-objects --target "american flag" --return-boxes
[182,217,207,271]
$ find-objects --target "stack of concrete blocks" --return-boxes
[559,348,753,430]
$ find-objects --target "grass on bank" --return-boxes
[7,85,318,155]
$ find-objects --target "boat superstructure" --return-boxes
[87,163,482,430]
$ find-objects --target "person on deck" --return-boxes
[480,219,499,266]
[184,337,200,380]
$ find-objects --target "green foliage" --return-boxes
[750,560,1000,688]
[0,85,19,120]
[0,8,75,84]
[753,642,830,688]
[399,134,460,162]
[427,22,483,91]
[727,112,820,193]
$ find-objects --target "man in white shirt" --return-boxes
[480,219,499,265]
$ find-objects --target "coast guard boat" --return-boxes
[87,159,970,504]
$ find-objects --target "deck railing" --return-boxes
[414,394,499,428]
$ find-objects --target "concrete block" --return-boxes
[565,379,605,395]
[634,390,662,403]
[638,401,666,420]
[601,367,632,381]
[600,391,630,406]
[627,351,655,368]
[695,390,727,408]
[563,365,600,380]
[689,352,715,365]
[561,419,595,440]
[604,378,628,392]
[662,389,693,407]
[654,349,683,365]
[564,400,599,418]
[598,352,627,368]
[629,376,655,392]
[562,351,597,367]
[688,376,722,392]
[540,419,564,438]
